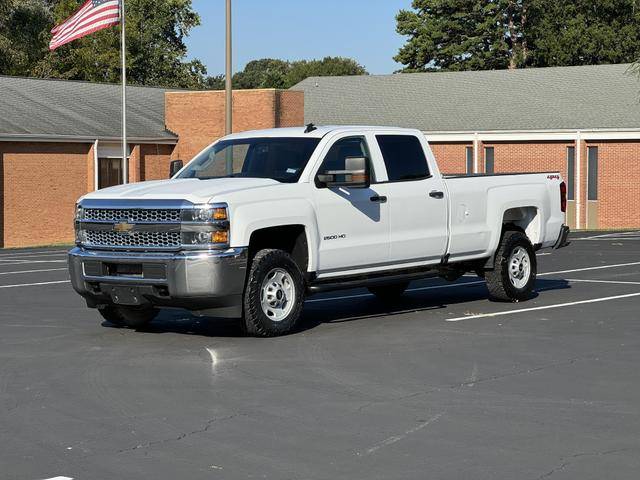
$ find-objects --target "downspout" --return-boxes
[473,132,479,173]
[575,131,581,229]
[93,139,99,191]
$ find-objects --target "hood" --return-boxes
[82,177,281,204]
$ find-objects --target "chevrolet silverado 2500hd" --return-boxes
[69,126,570,336]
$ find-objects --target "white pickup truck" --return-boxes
[69,125,570,336]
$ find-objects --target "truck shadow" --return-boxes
[104,278,570,337]
[298,278,570,331]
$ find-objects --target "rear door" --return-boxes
[311,134,390,273]
[373,134,448,264]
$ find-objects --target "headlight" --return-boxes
[186,205,228,222]
[181,230,229,246]
[75,203,84,221]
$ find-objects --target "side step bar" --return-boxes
[308,269,439,294]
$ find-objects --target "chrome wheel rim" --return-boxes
[508,247,531,289]
[260,268,296,322]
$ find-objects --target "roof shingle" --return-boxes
[0,76,177,141]
[292,64,640,132]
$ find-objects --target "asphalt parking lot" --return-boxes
[1,231,640,480]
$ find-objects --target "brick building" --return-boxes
[1,63,639,248]
[293,63,640,231]
[0,76,302,248]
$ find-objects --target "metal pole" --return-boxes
[121,0,128,184]
[225,0,232,135]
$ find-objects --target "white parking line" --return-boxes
[41,477,73,480]
[574,231,640,240]
[566,278,640,286]
[0,260,67,266]
[0,268,67,276]
[538,261,640,276]
[0,250,67,258]
[0,280,70,289]
[446,292,640,322]
[306,261,640,304]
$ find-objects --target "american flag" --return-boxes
[49,0,121,51]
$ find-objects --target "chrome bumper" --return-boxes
[68,247,248,316]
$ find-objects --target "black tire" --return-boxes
[486,230,537,302]
[99,305,158,328]
[98,305,125,326]
[368,282,409,302]
[243,249,306,337]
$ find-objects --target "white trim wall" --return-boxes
[424,129,640,230]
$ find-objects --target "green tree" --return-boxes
[1,0,207,88]
[526,0,640,67]
[232,58,290,89]
[395,0,640,72]
[0,0,53,76]
[229,56,367,90]
[285,57,368,86]
[395,0,516,71]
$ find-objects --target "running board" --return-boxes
[308,269,439,294]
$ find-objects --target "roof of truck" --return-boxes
[222,125,422,140]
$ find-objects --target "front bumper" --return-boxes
[68,247,248,316]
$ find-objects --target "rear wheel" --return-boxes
[368,282,409,302]
[486,230,537,302]
[99,305,158,328]
[243,249,305,337]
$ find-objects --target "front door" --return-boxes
[312,135,390,274]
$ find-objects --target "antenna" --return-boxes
[304,123,317,133]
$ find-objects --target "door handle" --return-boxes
[370,195,387,203]
[429,190,444,199]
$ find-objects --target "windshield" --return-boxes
[177,137,321,183]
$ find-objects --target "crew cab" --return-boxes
[69,126,570,336]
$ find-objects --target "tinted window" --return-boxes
[178,137,320,183]
[376,135,430,182]
[485,147,495,174]
[318,136,369,173]
[588,146,598,200]
[567,146,575,200]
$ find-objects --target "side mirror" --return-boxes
[169,159,183,178]
[316,156,371,189]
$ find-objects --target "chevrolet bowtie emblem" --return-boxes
[113,222,135,234]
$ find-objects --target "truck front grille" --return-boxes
[85,230,181,249]
[84,208,181,223]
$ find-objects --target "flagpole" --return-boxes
[121,0,128,184]
[225,0,232,135]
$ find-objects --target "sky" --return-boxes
[185,0,413,77]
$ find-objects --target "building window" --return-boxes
[566,146,575,201]
[484,146,494,174]
[587,146,598,201]
[97,143,130,189]
[376,135,430,182]
[98,157,125,189]
[465,146,473,174]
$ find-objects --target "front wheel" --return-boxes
[243,249,306,337]
[485,230,537,302]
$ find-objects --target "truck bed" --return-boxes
[443,171,565,263]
